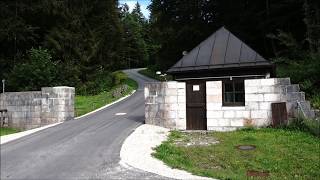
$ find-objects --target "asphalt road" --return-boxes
[1,69,169,180]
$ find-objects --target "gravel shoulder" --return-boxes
[120,124,215,180]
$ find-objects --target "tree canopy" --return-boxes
[0,0,319,97]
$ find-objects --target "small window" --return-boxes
[223,79,245,106]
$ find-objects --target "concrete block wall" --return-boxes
[41,87,75,125]
[145,82,186,130]
[0,86,74,130]
[144,78,315,131]
[0,91,42,129]
[244,78,286,127]
[207,78,315,130]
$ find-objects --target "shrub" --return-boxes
[287,114,320,137]
[311,94,320,110]
[76,71,113,95]
[274,53,320,96]
[6,47,58,91]
[111,71,128,85]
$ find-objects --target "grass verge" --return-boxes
[75,77,138,117]
[138,68,173,81]
[0,127,20,136]
[153,129,320,180]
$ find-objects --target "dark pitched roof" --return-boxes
[168,27,272,73]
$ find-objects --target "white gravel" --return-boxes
[120,124,216,180]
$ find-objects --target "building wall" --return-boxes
[0,86,74,130]
[145,78,315,131]
[145,82,186,130]
[207,78,281,131]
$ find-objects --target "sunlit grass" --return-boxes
[154,128,320,180]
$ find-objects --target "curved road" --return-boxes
[1,69,169,180]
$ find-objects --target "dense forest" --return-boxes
[0,0,151,94]
[0,0,319,103]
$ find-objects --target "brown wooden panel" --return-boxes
[271,102,288,127]
[186,80,207,130]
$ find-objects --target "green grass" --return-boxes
[153,128,320,180]
[75,78,138,117]
[138,68,173,81]
[0,127,19,136]
[124,77,138,90]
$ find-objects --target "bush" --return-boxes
[76,71,113,95]
[287,115,320,137]
[111,71,128,85]
[311,94,320,110]
[6,47,58,91]
[274,53,320,96]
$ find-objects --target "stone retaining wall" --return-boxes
[0,86,74,130]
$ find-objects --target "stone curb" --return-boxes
[0,122,62,144]
[120,124,216,180]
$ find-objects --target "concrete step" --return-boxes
[304,109,316,119]
[277,78,291,86]
[297,101,316,119]
[286,92,305,102]
[299,101,311,111]
[286,84,300,93]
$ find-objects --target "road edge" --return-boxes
[0,122,62,144]
[1,90,136,145]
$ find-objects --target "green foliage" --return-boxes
[286,115,320,137]
[124,78,138,90]
[77,71,113,96]
[6,47,58,91]
[311,94,320,110]
[0,0,318,98]
[154,129,320,179]
[75,76,137,117]
[120,2,151,68]
[0,0,127,94]
[149,0,308,70]
[274,53,320,96]
[138,68,173,81]
[111,71,128,86]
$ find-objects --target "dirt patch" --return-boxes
[246,170,270,177]
[174,131,219,147]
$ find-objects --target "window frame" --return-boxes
[222,79,245,106]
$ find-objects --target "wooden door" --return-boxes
[271,102,288,127]
[186,81,207,130]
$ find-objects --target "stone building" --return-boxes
[145,27,315,131]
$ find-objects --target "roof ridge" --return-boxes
[223,31,231,66]
[209,32,217,66]
[194,47,201,67]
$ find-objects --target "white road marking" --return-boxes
[115,113,127,116]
